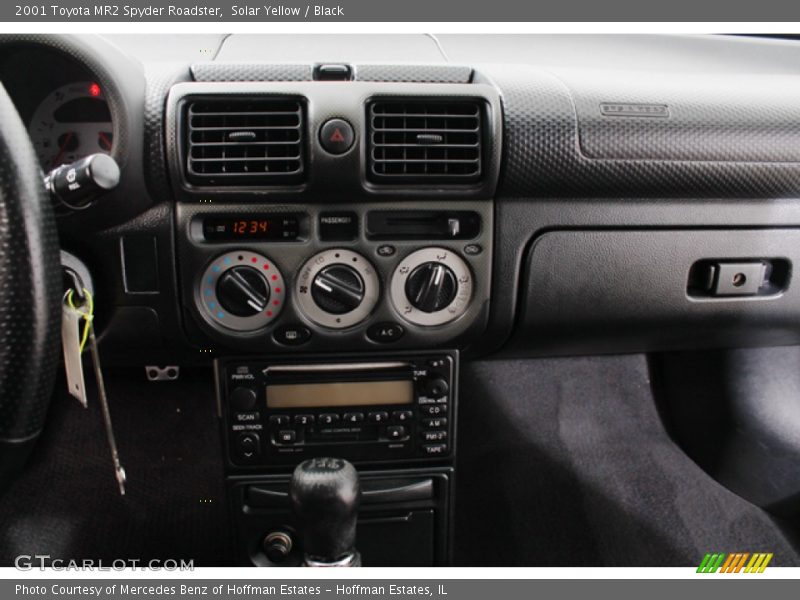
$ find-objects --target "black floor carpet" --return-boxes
[2,355,797,567]
[0,368,231,566]
[454,354,800,566]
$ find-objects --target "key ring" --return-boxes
[65,288,94,353]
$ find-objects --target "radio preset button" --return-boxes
[392,410,414,422]
[294,414,315,425]
[422,430,448,442]
[269,415,290,427]
[318,413,340,425]
[386,425,407,440]
[229,387,257,411]
[421,404,448,416]
[423,417,447,429]
[368,411,389,423]
[277,430,297,444]
[343,412,364,423]
[422,443,448,455]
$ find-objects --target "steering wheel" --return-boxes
[0,82,61,488]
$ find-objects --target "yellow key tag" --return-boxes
[62,299,88,407]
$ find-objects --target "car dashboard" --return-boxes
[2,33,800,567]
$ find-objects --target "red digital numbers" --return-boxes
[233,220,269,236]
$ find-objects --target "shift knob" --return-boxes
[289,457,361,566]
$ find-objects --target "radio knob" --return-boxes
[425,377,449,397]
[217,266,270,317]
[405,262,458,313]
[311,264,365,314]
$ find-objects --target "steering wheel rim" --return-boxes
[0,82,61,487]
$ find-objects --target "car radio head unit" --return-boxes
[218,353,456,468]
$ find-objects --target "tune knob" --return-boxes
[296,249,380,329]
[390,247,473,327]
[311,265,365,314]
[198,251,286,332]
[405,263,458,313]
[217,266,270,317]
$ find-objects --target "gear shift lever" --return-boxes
[289,457,361,567]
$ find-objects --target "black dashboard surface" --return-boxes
[3,33,800,362]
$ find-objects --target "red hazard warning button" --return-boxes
[320,118,355,155]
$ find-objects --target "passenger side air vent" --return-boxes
[185,98,305,186]
[368,100,483,184]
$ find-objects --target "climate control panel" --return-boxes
[178,201,492,352]
[198,250,287,332]
[295,249,380,329]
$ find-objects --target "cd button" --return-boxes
[421,404,447,416]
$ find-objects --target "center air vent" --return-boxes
[368,100,483,184]
[185,98,305,186]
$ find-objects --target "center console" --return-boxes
[165,78,501,566]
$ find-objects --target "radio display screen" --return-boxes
[266,380,414,408]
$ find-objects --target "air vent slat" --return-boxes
[185,97,305,186]
[368,100,483,184]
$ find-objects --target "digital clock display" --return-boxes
[203,215,301,241]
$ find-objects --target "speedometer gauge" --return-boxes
[28,81,113,170]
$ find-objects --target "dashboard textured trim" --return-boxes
[482,65,800,198]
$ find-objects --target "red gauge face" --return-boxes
[28,81,113,169]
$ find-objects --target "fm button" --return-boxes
[320,119,354,155]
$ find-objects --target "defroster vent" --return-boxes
[368,100,483,183]
[185,98,305,185]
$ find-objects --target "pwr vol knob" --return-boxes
[296,249,379,329]
[198,251,286,332]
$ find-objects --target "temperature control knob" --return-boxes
[198,251,286,332]
[311,265,365,314]
[405,263,458,313]
[297,249,379,329]
[217,266,270,317]
[390,248,473,327]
